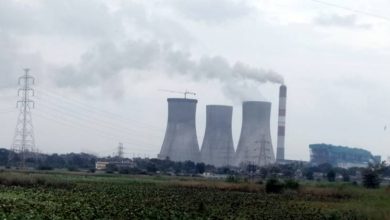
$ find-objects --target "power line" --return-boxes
[34,111,156,152]
[35,88,163,131]
[0,109,17,114]
[34,107,158,147]
[311,0,390,21]
[35,100,162,142]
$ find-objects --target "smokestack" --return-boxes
[200,105,235,167]
[158,98,200,162]
[235,101,275,166]
[276,85,287,161]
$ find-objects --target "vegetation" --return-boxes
[361,163,386,189]
[265,178,284,193]
[0,171,388,219]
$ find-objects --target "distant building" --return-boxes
[309,144,381,168]
[96,161,110,170]
[95,158,134,170]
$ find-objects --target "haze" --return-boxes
[0,0,389,160]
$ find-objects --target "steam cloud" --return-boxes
[56,40,284,102]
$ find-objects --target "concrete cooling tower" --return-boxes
[158,98,200,162]
[235,101,275,166]
[200,105,235,167]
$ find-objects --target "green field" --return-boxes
[0,171,389,219]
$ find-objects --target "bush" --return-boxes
[265,178,284,194]
[67,166,79,172]
[285,179,300,191]
[225,175,240,183]
[36,165,54,170]
[88,168,96,173]
[118,167,130,174]
[255,180,264,185]
[0,172,72,188]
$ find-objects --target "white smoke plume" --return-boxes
[56,40,284,101]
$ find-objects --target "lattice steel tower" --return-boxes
[11,68,36,168]
[117,142,124,159]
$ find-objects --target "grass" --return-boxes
[0,171,389,219]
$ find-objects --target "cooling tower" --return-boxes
[276,85,287,161]
[200,105,235,167]
[235,101,275,166]
[158,98,200,162]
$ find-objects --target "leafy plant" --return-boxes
[265,178,284,193]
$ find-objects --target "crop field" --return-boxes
[0,171,389,219]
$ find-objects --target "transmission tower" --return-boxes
[256,135,271,167]
[10,68,36,168]
[117,142,124,159]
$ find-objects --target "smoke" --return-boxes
[56,40,284,101]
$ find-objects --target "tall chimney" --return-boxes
[276,85,287,161]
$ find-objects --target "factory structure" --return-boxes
[158,85,287,167]
[235,101,275,166]
[200,105,235,167]
[158,98,200,162]
[309,144,381,168]
[276,85,287,162]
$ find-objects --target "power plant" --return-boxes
[158,98,200,162]
[235,101,275,166]
[158,85,287,167]
[276,85,287,161]
[200,105,235,167]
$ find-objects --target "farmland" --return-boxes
[0,171,389,219]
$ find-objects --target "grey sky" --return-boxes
[0,0,389,160]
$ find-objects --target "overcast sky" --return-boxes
[1,0,390,161]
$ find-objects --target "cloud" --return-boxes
[0,31,44,89]
[314,14,372,29]
[55,39,283,102]
[168,0,255,23]
[0,0,119,38]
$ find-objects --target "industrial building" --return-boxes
[200,105,235,167]
[158,85,288,167]
[235,101,275,166]
[158,98,200,162]
[309,144,381,168]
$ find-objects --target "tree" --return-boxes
[362,169,381,188]
[0,149,10,166]
[260,167,268,179]
[316,163,333,173]
[105,163,118,173]
[195,163,205,174]
[146,163,157,173]
[305,170,314,180]
[362,163,384,189]
[183,161,196,174]
[342,172,350,182]
[303,167,315,180]
[327,170,336,182]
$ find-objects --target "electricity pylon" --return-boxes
[10,68,36,169]
[117,142,124,159]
